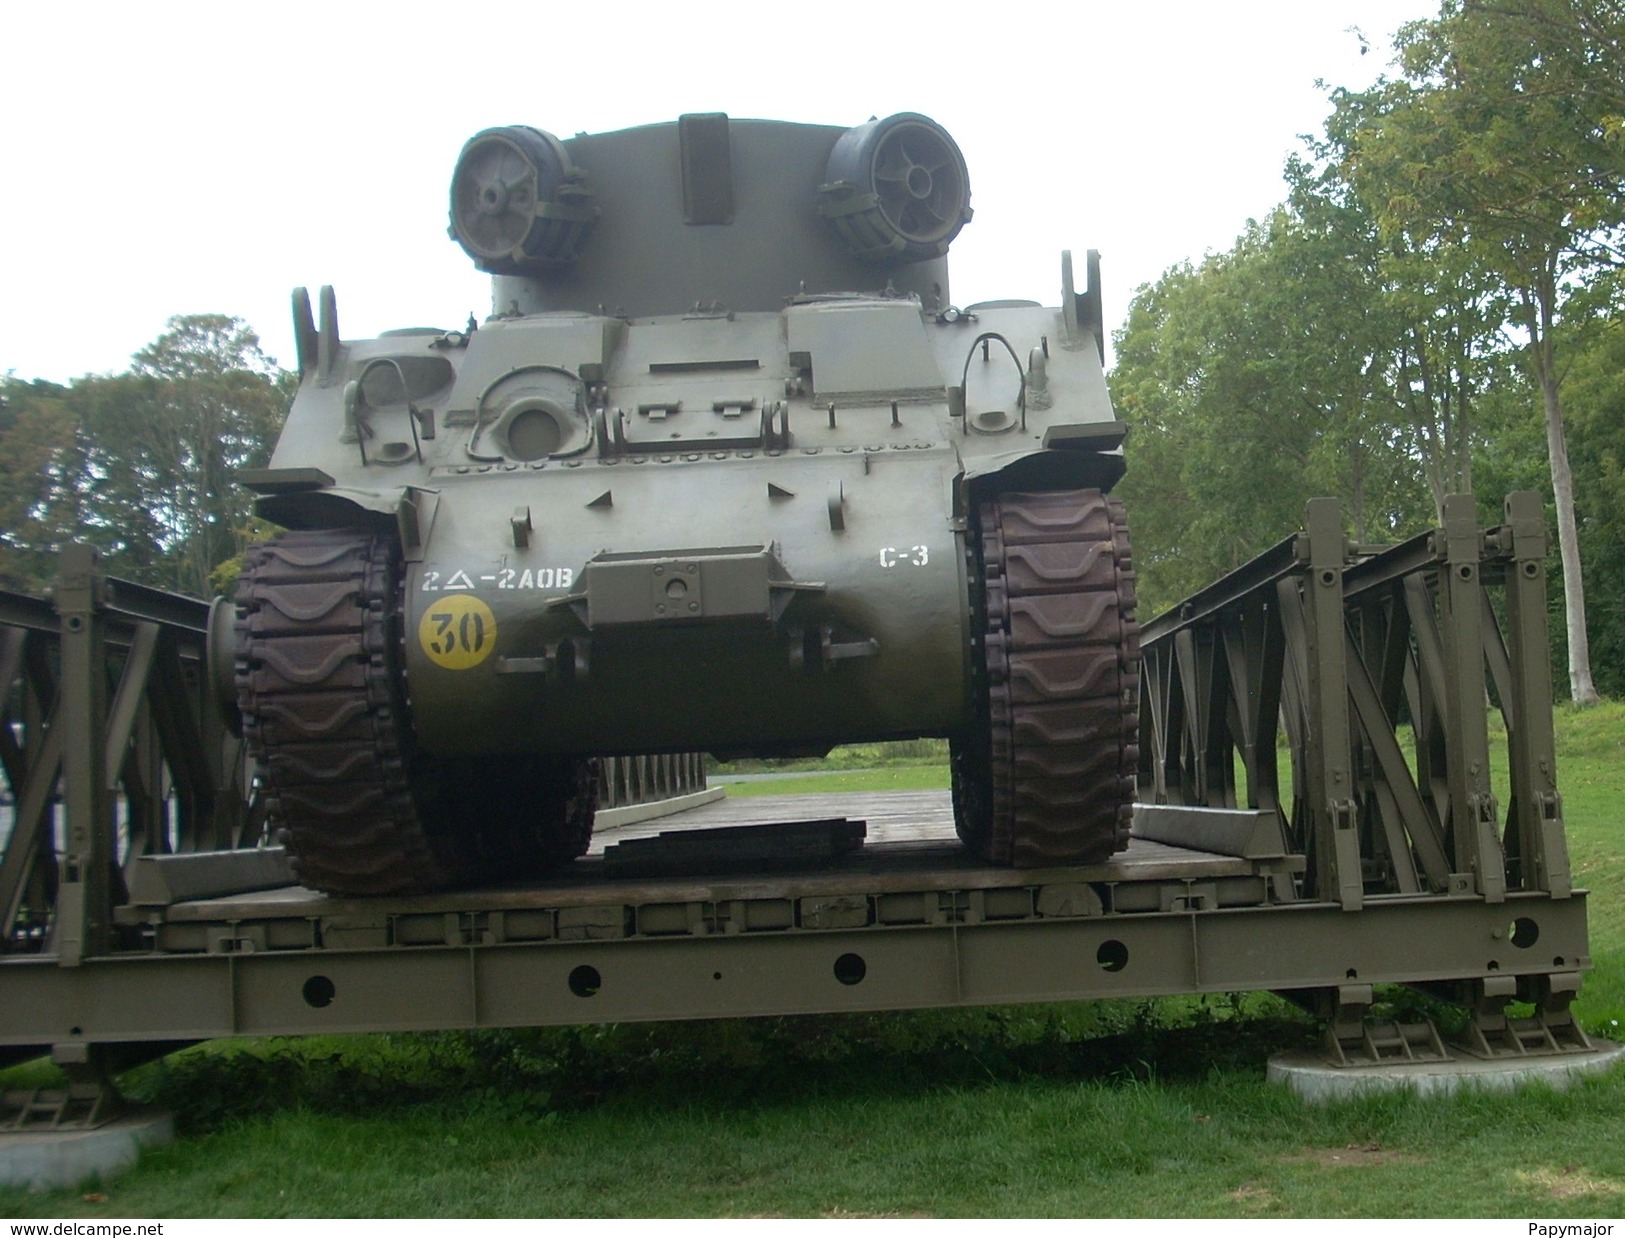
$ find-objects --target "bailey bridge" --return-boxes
[0,492,1601,1129]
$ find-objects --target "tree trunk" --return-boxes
[1525,281,1600,705]
[1539,372,1600,705]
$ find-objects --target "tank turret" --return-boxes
[229,112,1137,896]
[444,113,971,318]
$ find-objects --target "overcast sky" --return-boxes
[3,0,1432,383]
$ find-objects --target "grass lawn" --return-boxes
[721,765,950,796]
[2,704,1622,1218]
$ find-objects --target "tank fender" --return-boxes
[253,485,411,536]
[960,445,1126,500]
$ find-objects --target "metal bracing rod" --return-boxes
[120,693,167,877]
[1135,646,1158,800]
[1137,491,1559,906]
[1481,591,1516,734]
[598,753,711,809]
[1139,534,1300,645]
[1298,499,1362,910]
[1497,491,1571,897]
[1148,613,1286,814]
[1402,574,1449,710]
[143,629,219,849]
[0,590,60,638]
[1346,588,1450,894]
[1252,603,1287,814]
[1218,602,1283,815]
[1157,643,1187,804]
[52,545,114,965]
[98,621,239,858]
[1200,626,1235,806]
[0,582,208,652]
[1438,495,1506,902]
[1273,575,1310,856]
[1138,643,1182,805]
[100,577,210,637]
[1346,597,1402,890]
[17,638,58,934]
[1344,629,1449,890]
[1215,617,1252,803]
[1400,576,1452,836]
[1341,527,1439,600]
[0,725,62,953]
[0,629,31,795]
[104,624,161,795]
[1371,590,1413,734]
[1176,630,1215,805]
[0,545,265,957]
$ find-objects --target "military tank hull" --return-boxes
[229,113,1138,895]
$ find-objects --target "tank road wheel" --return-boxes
[234,530,597,896]
[951,490,1140,867]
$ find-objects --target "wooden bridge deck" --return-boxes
[165,789,1266,920]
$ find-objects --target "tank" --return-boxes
[223,112,1139,896]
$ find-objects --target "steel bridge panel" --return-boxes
[0,499,1599,1059]
[0,891,1588,1046]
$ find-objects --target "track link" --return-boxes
[953,489,1140,866]
[235,530,470,895]
[235,530,598,896]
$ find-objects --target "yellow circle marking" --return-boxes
[418,594,498,670]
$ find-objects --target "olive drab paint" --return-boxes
[230,113,1139,895]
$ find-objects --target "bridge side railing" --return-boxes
[598,752,708,809]
[0,546,255,962]
[0,546,709,961]
[1137,491,1569,912]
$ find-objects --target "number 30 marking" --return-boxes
[418,595,498,670]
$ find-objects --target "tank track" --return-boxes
[952,489,1140,867]
[234,529,596,896]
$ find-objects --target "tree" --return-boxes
[1346,0,1625,703]
[1554,297,1625,698]
[74,315,289,596]
[0,377,82,591]
[1289,80,1540,540]
[1463,0,1625,126]
[1112,197,1445,615]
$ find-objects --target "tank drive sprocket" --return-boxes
[234,529,597,896]
[952,489,1140,866]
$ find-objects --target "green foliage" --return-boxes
[73,315,289,596]
[108,998,1313,1138]
[206,516,285,597]
[1558,316,1625,697]
[709,738,949,775]
[8,1005,1625,1217]
[1,317,290,600]
[0,377,81,591]
[1111,201,1448,615]
[723,765,950,796]
[1552,699,1625,1026]
[1343,0,1625,703]
[1115,1,1622,702]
